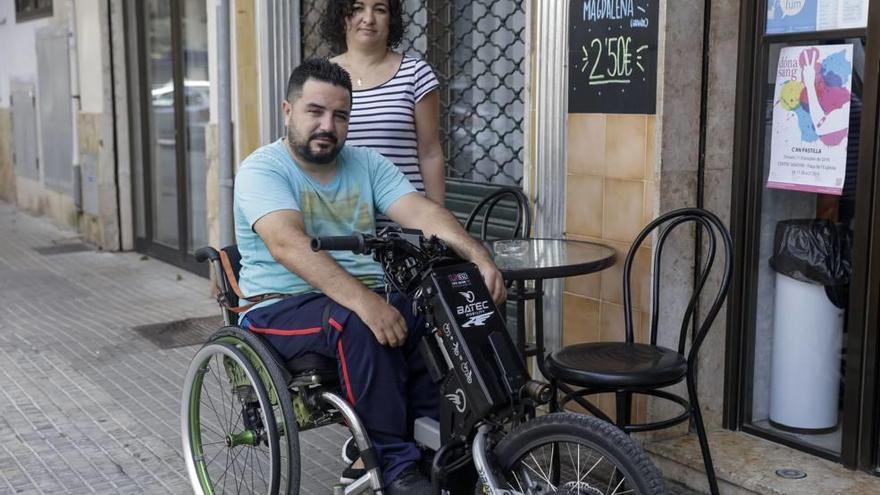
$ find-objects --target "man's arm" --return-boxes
[253,209,409,347]
[386,193,507,304]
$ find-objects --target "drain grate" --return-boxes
[33,243,93,255]
[133,315,224,349]
[775,468,807,480]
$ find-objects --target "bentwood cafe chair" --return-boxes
[463,186,532,241]
[544,208,733,495]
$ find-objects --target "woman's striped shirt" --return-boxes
[346,55,440,196]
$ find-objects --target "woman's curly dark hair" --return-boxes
[319,0,404,54]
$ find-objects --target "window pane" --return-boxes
[182,0,209,253]
[146,0,179,248]
[749,38,865,455]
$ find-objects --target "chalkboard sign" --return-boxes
[568,0,659,114]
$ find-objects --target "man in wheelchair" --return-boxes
[233,58,506,494]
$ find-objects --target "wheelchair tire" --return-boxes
[181,340,281,494]
[491,412,666,495]
[210,326,301,495]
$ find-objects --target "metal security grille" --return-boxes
[299,0,525,186]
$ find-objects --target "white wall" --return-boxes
[0,2,54,107]
[75,0,104,113]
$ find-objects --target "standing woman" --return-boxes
[321,0,446,218]
[321,3,444,483]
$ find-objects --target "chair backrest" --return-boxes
[622,208,732,363]
[195,244,242,324]
[219,245,242,307]
[463,186,532,241]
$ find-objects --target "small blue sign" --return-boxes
[766,0,818,34]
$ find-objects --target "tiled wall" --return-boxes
[562,113,658,421]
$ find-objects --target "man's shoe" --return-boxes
[386,464,431,495]
[341,435,359,464]
[339,460,366,484]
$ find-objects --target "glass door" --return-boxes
[146,0,179,248]
[745,37,864,459]
[730,0,880,472]
[128,0,208,273]
[182,0,210,252]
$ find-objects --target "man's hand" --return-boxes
[355,293,409,347]
[475,258,507,305]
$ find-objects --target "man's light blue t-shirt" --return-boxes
[233,139,415,302]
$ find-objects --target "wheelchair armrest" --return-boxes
[194,246,220,263]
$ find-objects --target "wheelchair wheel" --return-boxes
[210,326,300,494]
[182,340,284,494]
[492,413,666,495]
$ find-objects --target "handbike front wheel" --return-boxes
[181,341,281,495]
[492,413,666,495]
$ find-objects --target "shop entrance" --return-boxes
[729,0,880,473]
[125,0,209,273]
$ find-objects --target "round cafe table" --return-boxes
[486,238,617,371]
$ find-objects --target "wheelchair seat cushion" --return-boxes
[547,342,687,389]
[285,352,338,382]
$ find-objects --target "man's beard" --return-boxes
[287,127,341,165]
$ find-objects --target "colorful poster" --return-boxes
[767,44,853,195]
[766,0,868,34]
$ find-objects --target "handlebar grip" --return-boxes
[194,246,220,263]
[310,235,366,253]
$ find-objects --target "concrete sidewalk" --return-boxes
[0,202,701,495]
[0,202,347,494]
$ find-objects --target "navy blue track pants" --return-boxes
[241,291,438,484]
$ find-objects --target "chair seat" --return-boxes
[547,342,687,389]
[285,353,338,382]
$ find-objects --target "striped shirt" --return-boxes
[346,55,439,196]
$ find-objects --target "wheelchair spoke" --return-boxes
[208,360,233,430]
[227,441,248,492]
[205,442,227,469]
[236,446,249,494]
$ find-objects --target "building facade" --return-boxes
[1,0,879,492]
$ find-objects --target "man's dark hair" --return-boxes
[285,58,353,103]
[319,0,404,55]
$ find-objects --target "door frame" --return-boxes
[855,0,880,474]
[726,0,880,471]
[125,0,205,275]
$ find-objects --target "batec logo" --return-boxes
[462,312,494,328]
[457,301,490,316]
[459,291,476,303]
[445,388,467,413]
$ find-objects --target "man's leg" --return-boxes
[242,293,338,361]
[327,294,428,484]
[245,291,438,485]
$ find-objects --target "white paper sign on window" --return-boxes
[767,44,853,195]
[767,1,868,34]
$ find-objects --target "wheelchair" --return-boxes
[181,229,667,495]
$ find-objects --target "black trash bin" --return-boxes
[768,219,851,431]
[768,219,852,307]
